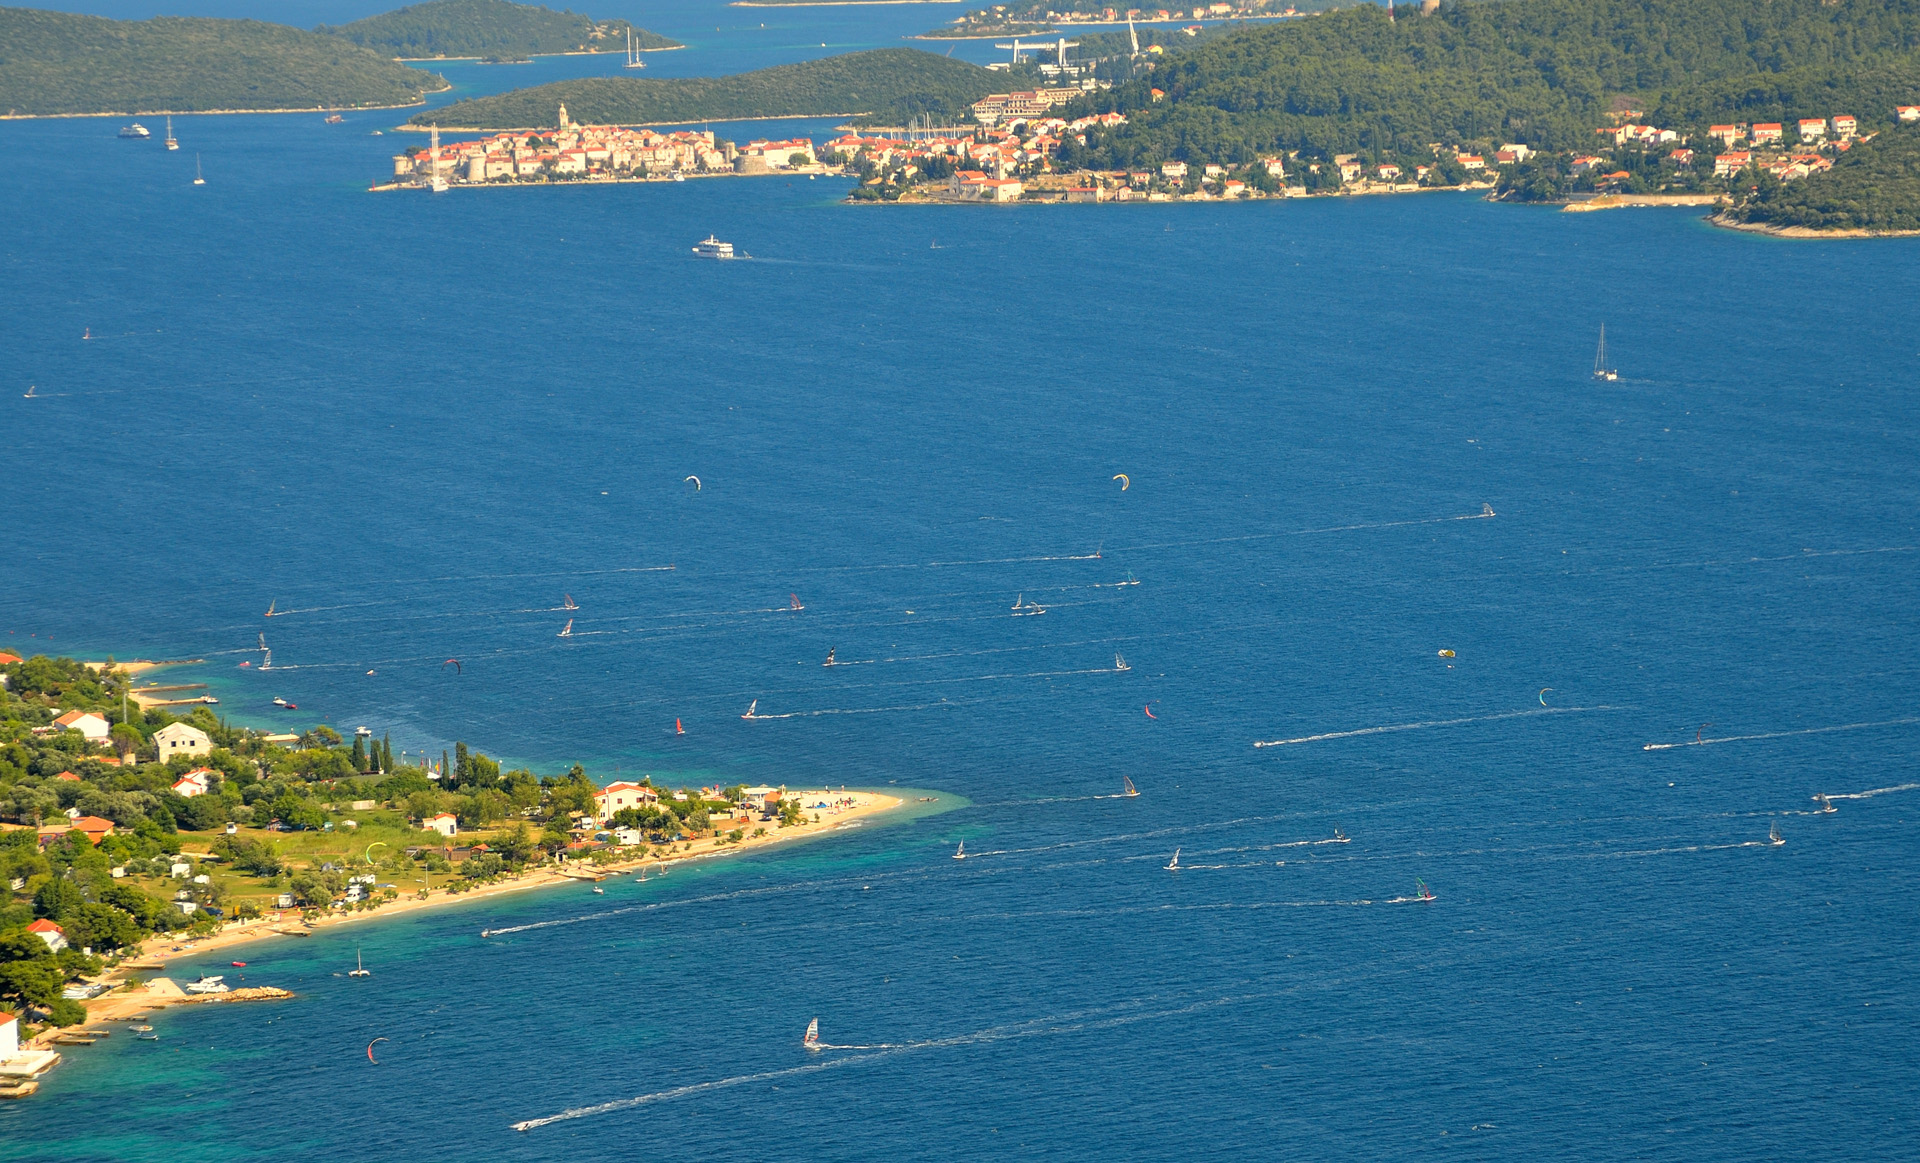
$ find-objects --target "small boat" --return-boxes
[1114,653,1130,671]
[193,154,205,186]
[557,619,573,637]
[1593,324,1618,381]
[184,975,229,994]
[163,116,178,150]
[324,113,344,124]
[136,1032,159,1040]
[349,948,371,977]
[742,699,759,719]
[1165,848,1180,870]
[1122,776,1139,797]
[692,235,735,259]
[803,1017,820,1050]
[592,886,605,894]
[230,961,247,968]
[1769,820,1785,846]
[1332,828,1349,843]
[128,1024,153,1032]
[824,647,838,666]
[789,593,804,611]
[953,841,966,860]
[563,594,578,610]
[672,172,685,182]
[119,122,150,139]
[272,697,296,709]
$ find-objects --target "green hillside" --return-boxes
[318,0,679,60]
[1722,124,1920,233]
[0,6,446,116]
[410,47,1002,128]
[1060,0,1920,166]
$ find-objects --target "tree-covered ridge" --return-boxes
[0,6,447,116]
[1723,124,1920,232]
[411,48,1006,128]
[1063,0,1920,167]
[318,0,679,59]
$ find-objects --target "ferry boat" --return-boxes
[119,122,150,139]
[692,235,736,259]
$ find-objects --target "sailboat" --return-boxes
[1769,820,1785,846]
[193,154,205,185]
[675,718,684,735]
[623,28,647,68]
[349,948,371,977]
[428,125,448,193]
[164,116,178,151]
[23,385,35,398]
[1122,776,1139,797]
[562,594,578,610]
[1114,653,1130,671]
[742,699,758,719]
[1592,324,1618,381]
[1165,847,1180,870]
[953,840,967,860]
[803,1018,820,1050]
[557,619,573,637]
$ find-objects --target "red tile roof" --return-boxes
[27,919,63,934]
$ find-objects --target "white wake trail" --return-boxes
[1643,718,1920,751]
[1255,706,1607,748]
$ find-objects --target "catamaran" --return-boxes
[1122,776,1139,797]
[349,948,371,977]
[953,841,966,860]
[1593,324,1618,381]
[557,619,573,637]
[1769,820,1785,846]
[163,116,178,151]
[803,1018,820,1050]
[1165,848,1180,870]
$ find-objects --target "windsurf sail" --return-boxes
[1166,848,1180,870]
[1123,776,1138,797]
[803,1018,820,1049]
[557,619,573,637]
[790,594,804,611]
[953,841,966,860]
[742,700,758,719]
[563,594,578,610]
[1115,653,1130,671]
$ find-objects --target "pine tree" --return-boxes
[454,741,469,787]
[351,735,367,771]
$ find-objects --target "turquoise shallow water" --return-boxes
[4,9,1920,1160]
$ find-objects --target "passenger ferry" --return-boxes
[119,123,150,139]
[692,235,736,259]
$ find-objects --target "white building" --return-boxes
[27,920,66,952]
[153,722,211,762]
[0,1011,15,1060]
[424,813,457,838]
[52,711,110,741]
[172,768,214,798]
[594,781,659,822]
[738,786,783,811]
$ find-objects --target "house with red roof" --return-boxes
[26,919,66,952]
[172,768,215,798]
[53,711,110,742]
[593,781,659,822]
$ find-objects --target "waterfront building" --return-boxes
[594,780,659,822]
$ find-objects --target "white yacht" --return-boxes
[692,235,735,259]
[184,975,229,994]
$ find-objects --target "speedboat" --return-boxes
[692,235,735,259]
[272,697,296,709]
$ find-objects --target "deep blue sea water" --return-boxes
[4,8,1920,1160]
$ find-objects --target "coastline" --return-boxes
[395,112,872,132]
[0,92,447,121]
[394,45,684,61]
[45,787,922,1045]
[1705,210,1920,238]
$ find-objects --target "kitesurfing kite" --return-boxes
[1539,688,1553,706]
[1113,474,1130,491]
[685,475,702,491]
[1144,703,1158,720]
[367,1037,387,1064]
[442,659,462,674]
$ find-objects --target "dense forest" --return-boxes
[0,7,446,116]
[413,48,1005,128]
[1061,0,1920,167]
[318,0,678,60]
[1723,124,1920,232]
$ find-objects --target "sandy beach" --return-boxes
[44,789,905,1043]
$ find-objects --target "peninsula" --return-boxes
[0,650,911,1089]
[316,0,680,61]
[0,7,446,117]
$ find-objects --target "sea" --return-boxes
[2,3,1919,1159]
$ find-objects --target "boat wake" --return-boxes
[1116,505,1495,554]
[510,994,1254,1132]
[1817,781,1920,801]
[1643,717,1920,751]
[1255,706,1609,748]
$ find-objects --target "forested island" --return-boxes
[0,7,446,117]
[317,0,680,61]
[411,48,1004,128]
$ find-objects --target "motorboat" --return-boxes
[692,235,735,259]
